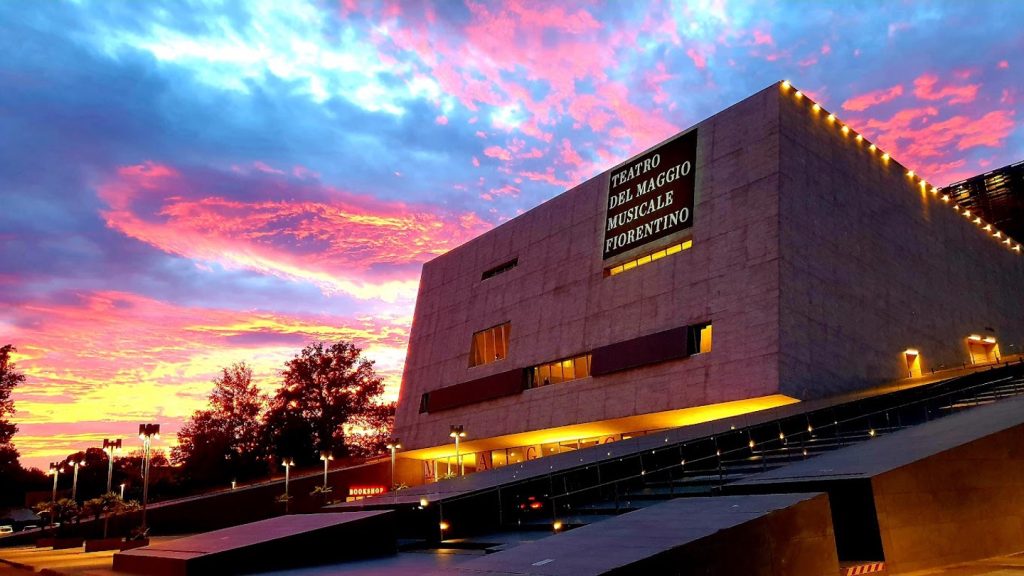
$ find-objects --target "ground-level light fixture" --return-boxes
[70,458,86,502]
[385,439,401,489]
[319,450,333,490]
[102,438,122,493]
[449,425,466,476]
[138,423,160,532]
[47,463,60,503]
[281,457,296,513]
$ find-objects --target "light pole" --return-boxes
[449,425,466,476]
[385,439,401,489]
[138,423,160,533]
[103,438,122,494]
[281,458,295,514]
[48,463,60,502]
[319,450,333,489]
[120,483,125,500]
[70,458,86,502]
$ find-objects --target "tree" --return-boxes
[263,341,386,465]
[33,498,79,535]
[55,448,111,500]
[346,401,396,457]
[83,492,123,538]
[172,363,268,486]
[0,344,25,453]
[0,344,31,507]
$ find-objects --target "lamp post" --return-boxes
[385,439,401,489]
[319,451,333,489]
[48,463,60,502]
[138,423,160,533]
[103,438,122,494]
[281,458,295,514]
[449,425,466,476]
[70,458,86,502]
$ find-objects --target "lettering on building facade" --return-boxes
[348,486,386,497]
[603,129,697,258]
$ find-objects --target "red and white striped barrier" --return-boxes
[843,562,885,576]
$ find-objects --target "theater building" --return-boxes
[392,81,1024,483]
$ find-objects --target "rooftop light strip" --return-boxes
[780,80,1021,255]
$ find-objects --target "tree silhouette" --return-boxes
[347,401,396,456]
[0,344,30,507]
[263,341,385,465]
[173,362,268,486]
[0,344,25,451]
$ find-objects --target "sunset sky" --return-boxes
[2,1,1022,470]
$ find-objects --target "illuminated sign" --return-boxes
[603,129,697,259]
[348,486,386,497]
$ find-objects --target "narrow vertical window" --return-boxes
[687,322,713,355]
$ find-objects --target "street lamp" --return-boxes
[281,458,295,514]
[319,451,333,490]
[138,423,160,533]
[385,439,401,489]
[70,458,86,502]
[102,438,122,494]
[48,463,60,502]
[449,425,466,477]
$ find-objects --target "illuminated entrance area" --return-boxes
[904,349,922,378]
[401,394,799,483]
[967,335,1000,365]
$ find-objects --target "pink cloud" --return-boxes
[560,138,583,167]
[998,60,1009,69]
[841,84,904,112]
[853,106,1015,184]
[97,162,492,301]
[519,167,573,188]
[752,30,774,46]
[483,145,512,161]
[435,115,448,125]
[686,47,707,70]
[913,73,979,105]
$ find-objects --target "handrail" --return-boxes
[430,363,1023,511]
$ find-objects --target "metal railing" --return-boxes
[424,361,1024,539]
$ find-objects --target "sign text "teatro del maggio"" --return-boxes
[603,129,697,259]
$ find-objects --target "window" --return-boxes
[482,258,518,280]
[687,322,712,355]
[526,353,592,388]
[469,322,511,367]
[606,240,693,276]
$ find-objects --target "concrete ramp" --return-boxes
[726,393,1024,574]
[113,511,394,576]
[454,494,838,576]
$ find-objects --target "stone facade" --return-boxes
[393,82,1024,454]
